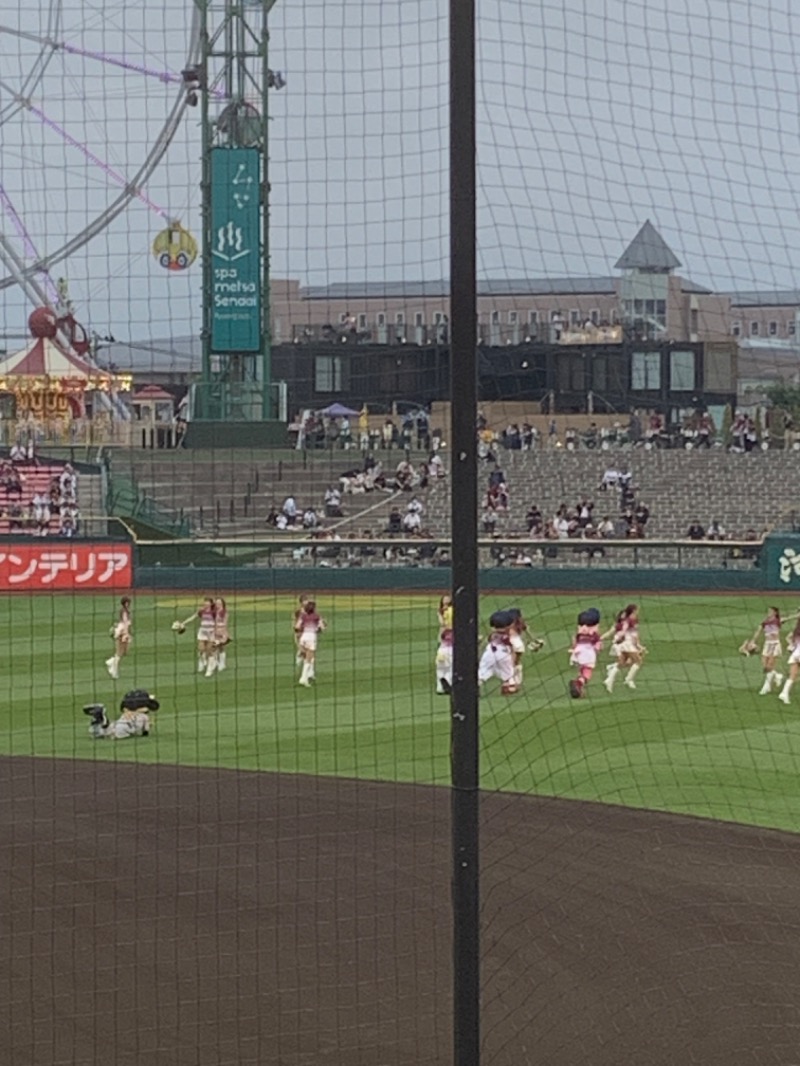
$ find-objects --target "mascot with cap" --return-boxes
[478,609,519,695]
[83,689,160,740]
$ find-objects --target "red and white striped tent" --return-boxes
[0,335,115,394]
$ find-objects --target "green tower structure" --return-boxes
[189,0,285,447]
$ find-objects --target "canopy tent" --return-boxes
[132,384,174,402]
[318,402,360,417]
[0,335,118,393]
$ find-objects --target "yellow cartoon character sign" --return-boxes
[152,221,198,271]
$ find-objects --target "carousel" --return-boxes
[0,307,131,443]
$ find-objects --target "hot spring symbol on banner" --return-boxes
[210,147,261,353]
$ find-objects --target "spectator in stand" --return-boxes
[510,549,533,567]
[382,418,397,450]
[10,442,27,463]
[340,416,352,449]
[402,509,422,534]
[599,466,620,492]
[482,507,498,535]
[60,463,77,501]
[282,495,298,523]
[626,521,645,539]
[634,501,650,529]
[302,507,319,530]
[526,505,543,535]
[697,413,713,449]
[59,513,77,538]
[395,459,414,490]
[387,508,403,535]
[275,512,289,530]
[744,417,758,453]
[417,463,430,490]
[416,411,430,451]
[3,463,23,498]
[32,491,50,536]
[324,486,343,518]
[406,496,424,516]
[687,520,705,540]
[706,519,726,541]
[8,503,23,532]
[401,416,414,451]
[428,452,445,478]
[577,499,594,528]
[597,515,615,539]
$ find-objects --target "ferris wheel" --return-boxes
[0,0,202,315]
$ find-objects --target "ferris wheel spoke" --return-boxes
[0,184,59,302]
[0,1,203,292]
[24,100,168,218]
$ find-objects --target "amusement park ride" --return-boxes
[0,0,284,446]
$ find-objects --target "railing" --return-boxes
[105,468,193,538]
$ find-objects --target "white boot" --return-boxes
[779,679,793,705]
[625,663,640,689]
[604,663,619,693]
[105,655,119,680]
[298,661,312,687]
[205,655,217,678]
[198,654,207,674]
[217,650,227,672]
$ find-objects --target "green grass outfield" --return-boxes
[4,590,800,832]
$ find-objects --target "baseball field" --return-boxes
[5,588,800,1064]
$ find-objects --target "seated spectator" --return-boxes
[7,503,23,532]
[634,501,650,528]
[599,467,620,492]
[387,508,403,535]
[417,463,430,490]
[302,507,319,530]
[482,507,498,535]
[626,521,645,539]
[324,486,343,517]
[282,494,297,522]
[428,452,445,478]
[402,510,422,534]
[526,505,543,535]
[687,520,705,540]
[509,549,533,567]
[59,513,77,538]
[406,496,424,516]
[706,519,726,541]
[32,492,50,536]
[521,423,536,451]
[395,459,414,490]
[3,465,23,498]
[10,442,27,463]
[59,463,77,501]
[597,515,615,538]
[577,498,594,528]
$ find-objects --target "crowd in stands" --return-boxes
[0,448,80,537]
[291,409,444,454]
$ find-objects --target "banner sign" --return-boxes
[210,147,261,352]
[0,543,132,590]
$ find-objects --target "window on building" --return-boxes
[631,350,661,390]
[656,300,666,326]
[732,321,741,337]
[590,309,600,325]
[592,355,608,392]
[315,355,349,393]
[377,312,386,327]
[433,311,446,325]
[690,308,698,334]
[491,310,500,325]
[769,320,778,336]
[750,321,759,336]
[528,310,539,326]
[556,354,585,392]
[395,311,405,325]
[357,313,368,330]
[414,312,424,327]
[670,350,695,390]
[339,312,349,325]
[790,320,797,337]
[569,309,580,326]
[508,310,518,324]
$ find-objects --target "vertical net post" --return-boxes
[449,0,479,1062]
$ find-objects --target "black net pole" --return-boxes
[449,0,479,1061]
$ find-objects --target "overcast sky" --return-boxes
[1,0,800,341]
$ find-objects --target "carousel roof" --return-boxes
[0,336,113,384]
[132,383,174,401]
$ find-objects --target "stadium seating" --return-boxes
[0,464,73,536]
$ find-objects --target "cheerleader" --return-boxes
[105,596,132,680]
[569,607,602,698]
[748,606,783,695]
[779,617,800,704]
[435,595,454,695]
[293,593,310,664]
[435,626,453,695]
[173,597,216,675]
[602,604,645,693]
[211,596,231,675]
[478,610,518,695]
[295,600,326,686]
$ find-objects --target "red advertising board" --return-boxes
[0,543,132,591]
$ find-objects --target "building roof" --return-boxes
[0,336,114,384]
[300,277,619,300]
[614,220,681,272]
[723,290,800,308]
